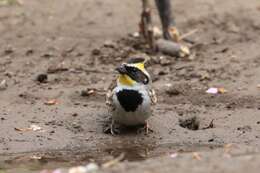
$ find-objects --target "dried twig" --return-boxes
[180,29,198,40]
[101,153,125,168]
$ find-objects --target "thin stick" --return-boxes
[180,29,198,40]
[101,153,125,168]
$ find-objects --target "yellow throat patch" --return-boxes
[118,62,145,86]
[118,75,135,86]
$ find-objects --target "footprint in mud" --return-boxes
[179,116,214,131]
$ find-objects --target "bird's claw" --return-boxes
[137,122,153,135]
[103,121,121,135]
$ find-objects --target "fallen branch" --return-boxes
[156,39,190,57]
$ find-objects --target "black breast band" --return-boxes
[116,89,143,112]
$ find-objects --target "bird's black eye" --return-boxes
[132,68,138,72]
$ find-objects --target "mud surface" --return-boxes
[0,0,260,172]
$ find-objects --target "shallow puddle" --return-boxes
[0,143,221,172]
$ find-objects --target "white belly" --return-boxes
[112,87,152,126]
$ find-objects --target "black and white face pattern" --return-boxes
[125,65,149,85]
[116,64,150,85]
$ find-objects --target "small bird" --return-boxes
[106,57,157,134]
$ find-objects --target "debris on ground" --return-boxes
[14,124,43,132]
[102,153,124,168]
[40,169,63,173]
[206,88,218,94]
[104,40,116,48]
[179,116,200,130]
[170,153,178,158]
[69,166,88,173]
[224,143,234,154]
[202,119,214,129]
[159,56,172,66]
[180,29,199,41]
[91,48,101,55]
[192,152,202,160]
[206,87,227,94]
[44,99,59,105]
[36,74,48,83]
[85,163,100,172]
[81,88,97,97]
[40,163,99,173]
[47,63,69,74]
[156,39,190,57]
[0,79,8,90]
[257,84,260,88]
[81,88,106,97]
[4,45,14,54]
[131,32,140,38]
[237,125,252,133]
[218,88,227,94]
[30,155,42,160]
[165,84,182,96]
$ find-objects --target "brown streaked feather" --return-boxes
[149,89,157,105]
[105,78,117,110]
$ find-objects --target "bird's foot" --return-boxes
[137,122,153,135]
[103,121,121,135]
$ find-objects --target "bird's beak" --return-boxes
[115,64,127,74]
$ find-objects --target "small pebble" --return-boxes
[85,163,99,172]
[92,48,101,55]
[0,79,8,90]
[69,166,87,173]
[36,74,48,83]
[104,40,116,48]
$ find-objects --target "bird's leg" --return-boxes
[145,121,153,134]
[104,119,120,135]
[140,0,155,50]
[137,121,153,135]
[155,0,180,42]
[110,119,115,135]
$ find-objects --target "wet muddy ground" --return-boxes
[0,0,260,172]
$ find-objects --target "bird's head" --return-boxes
[116,57,150,86]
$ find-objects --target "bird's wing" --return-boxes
[105,78,117,110]
[149,88,157,105]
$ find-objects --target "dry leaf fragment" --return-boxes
[15,124,43,132]
[218,87,227,94]
[0,79,8,90]
[81,88,97,97]
[192,152,202,160]
[45,99,59,105]
[206,87,227,94]
[224,143,233,153]
[170,153,178,158]
[69,166,87,173]
[206,88,218,94]
[30,155,42,160]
